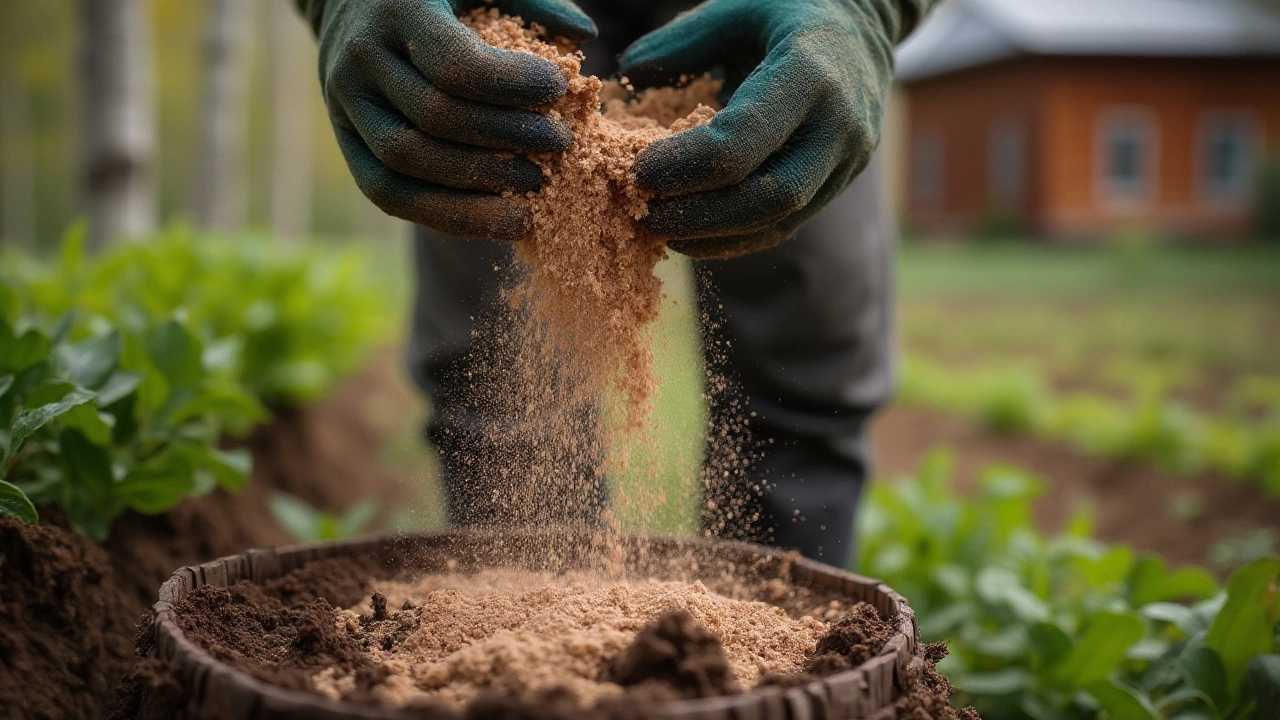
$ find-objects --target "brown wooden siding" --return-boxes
[904,56,1280,239]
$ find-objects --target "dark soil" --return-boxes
[805,603,897,675]
[894,643,981,720]
[0,354,414,719]
[873,405,1280,567]
[611,609,739,699]
[0,517,136,720]
[172,558,375,693]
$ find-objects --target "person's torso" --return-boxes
[572,0,699,77]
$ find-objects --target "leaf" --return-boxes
[60,403,114,446]
[115,451,196,515]
[144,320,203,390]
[95,371,142,407]
[25,380,77,407]
[1160,567,1221,603]
[57,331,120,390]
[1206,557,1280,697]
[1143,602,1199,635]
[1050,611,1146,690]
[168,386,267,427]
[976,565,1049,623]
[9,388,96,458]
[48,311,77,346]
[176,445,252,492]
[59,429,116,541]
[119,332,168,416]
[268,493,322,543]
[958,668,1033,696]
[58,220,86,278]
[1029,621,1074,667]
[0,326,50,374]
[1181,644,1230,712]
[1248,654,1280,720]
[0,375,13,400]
[1131,557,1218,608]
[1088,679,1156,720]
[338,498,377,537]
[0,480,37,524]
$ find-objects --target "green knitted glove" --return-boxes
[296,0,597,240]
[618,0,938,259]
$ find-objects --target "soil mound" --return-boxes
[0,516,135,719]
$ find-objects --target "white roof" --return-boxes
[897,0,1280,82]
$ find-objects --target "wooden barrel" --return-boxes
[150,530,919,720]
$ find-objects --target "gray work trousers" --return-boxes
[407,151,895,567]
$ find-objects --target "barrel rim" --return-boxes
[151,529,918,720]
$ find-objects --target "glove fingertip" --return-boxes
[633,137,693,195]
[546,11,598,43]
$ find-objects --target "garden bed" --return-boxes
[125,531,975,720]
[874,405,1280,567]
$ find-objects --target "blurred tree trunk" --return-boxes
[80,0,157,251]
[269,0,313,244]
[195,0,253,232]
[1,60,36,250]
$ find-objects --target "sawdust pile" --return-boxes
[311,569,826,708]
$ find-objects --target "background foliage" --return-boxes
[858,452,1280,720]
[0,225,396,537]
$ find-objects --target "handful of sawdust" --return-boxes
[463,9,720,430]
[311,569,827,708]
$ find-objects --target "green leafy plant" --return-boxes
[8,224,395,408]
[858,451,1280,719]
[267,492,378,543]
[0,306,264,540]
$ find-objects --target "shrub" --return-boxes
[858,451,1280,719]
[8,224,396,408]
[0,306,264,540]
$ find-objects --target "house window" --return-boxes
[988,118,1026,208]
[1097,111,1158,204]
[1200,113,1258,203]
[914,131,944,209]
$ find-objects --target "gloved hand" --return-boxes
[618,0,938,259]
[295,0,597,240]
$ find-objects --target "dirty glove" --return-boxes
[295,0,597,240]
[619,0,938,259]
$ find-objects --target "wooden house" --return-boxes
[895,0,1280,239]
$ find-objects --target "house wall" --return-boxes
[903,56,1280,239]
[904,59,1051,236]
[1040,56,1280,240]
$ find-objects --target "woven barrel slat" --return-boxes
[150,530,918,720]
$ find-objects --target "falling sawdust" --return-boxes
[437,11,722,543]
[310,569,826,708]
[464,9,718,434]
